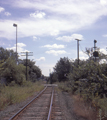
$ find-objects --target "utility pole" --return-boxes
[21,52,33,81]
[75,39,81,66]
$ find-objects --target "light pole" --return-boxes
[13,23,17,62]
[75,39,81,66]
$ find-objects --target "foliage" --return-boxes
[1,57,26,85]
[49,72,58,83]
[0,47,16,61]
[19,59,42,81]
[0,81,44,111]
[0,47,42,85]
[54,57,71,82]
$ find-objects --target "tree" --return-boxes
[54,57,71,81]
[0,47,16,61]
[19,59,42,81]
[1,57,26,85]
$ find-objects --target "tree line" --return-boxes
[49,48,107,109]
[0,47,42,85]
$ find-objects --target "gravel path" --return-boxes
[58,91,87,120]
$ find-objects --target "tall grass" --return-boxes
[58,82,107,120]
[0,81,44,110]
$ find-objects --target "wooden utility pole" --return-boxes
[21,52,33,81]
[75,39,81,66]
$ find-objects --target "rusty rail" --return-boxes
[47,87,54,120]
[9,86,47,120]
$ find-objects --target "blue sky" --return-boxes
[0,0,107,76]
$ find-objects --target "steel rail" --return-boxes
[9,86,47,120]
[47,87,54,120]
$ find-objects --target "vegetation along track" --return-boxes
[7,85,56,120]
[6,86,54,120]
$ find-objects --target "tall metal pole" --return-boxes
[75,39,81,66]
[13,23,17,62]
[77,40,79,66]
[16,26,17,62]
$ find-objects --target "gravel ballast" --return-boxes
[0,87,88,120]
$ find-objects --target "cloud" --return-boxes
[1,0,107,39]
[100,0,107,5]
[6,43,27,53]
[50,30,59,36]
[33,36,37,41]
[36,57,45,61]
[79,51,89,60]
[56,34,84,42]
[100,48,107,54]
[0,7,5,13]
[30,11,46,18]
[45,50,67,56]
[5,12,11,16]
[0,7,11,16]
[42,44,65,49]
[102,34,107,37]
[0,19,70,39]
[99,59,107,64]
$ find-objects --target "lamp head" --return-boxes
[13,23,17,27]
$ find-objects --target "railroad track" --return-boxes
[1,84,64,120]
[8,85,54,120]
[6,85,63,120]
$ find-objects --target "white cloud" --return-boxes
[30,11,46,18]
[45,50,67,56]
[0,19,70,39]
[100,48,107,54]
[102,34,107,37]
[50,29,59,36]
[36,57,45,61]
[79,51,89,60]
[56,34,83,42]
[33,36,37,41]
[1,0,107,39]
[100,0,107,5]
[6,43,27,53]
[42,44,65,49]
[5,12,11,16]
[0,7,5,13]
[99,59,107,64]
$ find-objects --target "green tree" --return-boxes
[1,57,26,85]
[0,47,16,61]
[54,57,71,82]
[19,59,42,81]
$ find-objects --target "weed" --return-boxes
[0,81,44,111]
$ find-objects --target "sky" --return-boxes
[0,0,107,76]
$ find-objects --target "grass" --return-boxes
[0,81,44,111]
[57,82,98,120]
[57,81,107,120]
[72,95,97,120]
